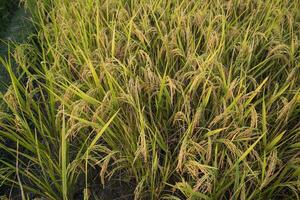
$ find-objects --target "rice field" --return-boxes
[0,0,300,199]
[0,6,32,92]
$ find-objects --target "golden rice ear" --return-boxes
[260,150,280,190]
[100,156,110,186]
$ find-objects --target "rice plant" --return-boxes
[0,0,300,199]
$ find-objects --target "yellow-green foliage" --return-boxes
[0,0,300,199]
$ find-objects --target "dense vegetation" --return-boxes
[0,1,32,93]
[0,0,300,199]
